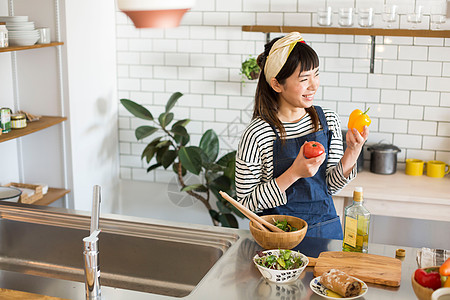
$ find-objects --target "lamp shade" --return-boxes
[118,0,196,28]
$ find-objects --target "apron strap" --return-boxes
[314,105,329,133]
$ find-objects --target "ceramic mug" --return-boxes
[426,160,450,178]
[431,288,450,300]
[405,159,424,176]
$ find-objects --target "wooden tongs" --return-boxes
[219,191,284,233]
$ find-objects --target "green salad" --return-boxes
[273,218,298,232]
[255,250,305,270]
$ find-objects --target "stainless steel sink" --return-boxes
[0,204,238,298]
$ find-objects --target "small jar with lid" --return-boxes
[11,113,27,129]
[0,22,8,48]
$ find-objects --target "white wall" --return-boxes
[63,0,120,212]
[117,0,450,182]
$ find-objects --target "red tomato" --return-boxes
[414,268,442,290]
[304,141,325,158]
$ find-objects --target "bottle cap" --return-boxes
[396,248,405,257]
[355,186,363,193]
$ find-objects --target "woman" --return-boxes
[235,32,368,239]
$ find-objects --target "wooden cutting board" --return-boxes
[307,251,402,287]
[0,288,68,300]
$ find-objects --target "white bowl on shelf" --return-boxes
[0,16,28,22]
[9,36,39,46]
[6,22,35,31]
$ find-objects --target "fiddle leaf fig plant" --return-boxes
[240,56,260,80]
[120,92,244,228]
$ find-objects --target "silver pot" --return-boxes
[367,142,401,175]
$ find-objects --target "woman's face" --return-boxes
[276,65,320,110]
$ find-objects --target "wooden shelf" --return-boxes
[0,116,67,143]
[32,187,70,206]
[242,26,450,38]
[0,42,64,53]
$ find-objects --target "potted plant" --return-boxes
[240,56,260,80]
[120,92,244,228]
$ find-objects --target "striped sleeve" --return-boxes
[323,109,357,194]
[235,119,287,211]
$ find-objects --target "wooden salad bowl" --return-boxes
[249,214,308,250]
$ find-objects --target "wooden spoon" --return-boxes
[219,191,284,233]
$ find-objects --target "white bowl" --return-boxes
[0,186,22,202]
[0,16,28,22]
[253,249,309,284]
[9,36,39,46]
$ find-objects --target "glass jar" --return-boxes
[11,113,27,129]
[0,22,8,48]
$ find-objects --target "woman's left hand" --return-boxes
[346,126,369,152]
[341,126,369,178]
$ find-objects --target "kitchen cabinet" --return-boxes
[0,0,70,206]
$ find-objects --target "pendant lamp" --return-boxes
[118,0,196,28]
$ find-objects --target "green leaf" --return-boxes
[156,145,170,163]
[166,92,183,113]
[181,184,208,192]
[199,129,219,163]
[216,200,232,214]
[217,151,237,166]
[135,126,158,140]
[211,175,231,192]
[178,146,202,175]
[174,132,190,146]
[121,99,153,120]
[147,162,162,172]
[156,140,171,148]
[218,213,238,228]
[141,137,162,163]
[161,150,177,169]
[158,112,174,128]
[171,125,188,137]
[224,156,236,181]
[172,119,190,128]
[209,209,220,221]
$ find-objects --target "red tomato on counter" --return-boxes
[304,141,325,159]
[414,268,442,290]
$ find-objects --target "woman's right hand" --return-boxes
[276,142,326,193]
[291,142,326,179]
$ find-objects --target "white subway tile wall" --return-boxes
[117,0,450,181]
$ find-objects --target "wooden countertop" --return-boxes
[335,170,449,205]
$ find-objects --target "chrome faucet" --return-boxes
[83,185,102,300]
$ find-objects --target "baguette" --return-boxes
[319,269,362,297]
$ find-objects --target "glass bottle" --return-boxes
[342,186,370,253]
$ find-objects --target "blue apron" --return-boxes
[261,106,343,240]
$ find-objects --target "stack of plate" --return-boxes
[0,16,39,46]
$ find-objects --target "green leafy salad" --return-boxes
[273,218,298,232]
[255,250,305,270]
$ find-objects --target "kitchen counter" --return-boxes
[0,202,420,300]
[333,170,450,222]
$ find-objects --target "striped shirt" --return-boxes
[235,107,356,212]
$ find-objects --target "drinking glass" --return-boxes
[339,8,354,27]
[430,5,446,30]
[358,8,374,27]
[382,4,398,28]
[317,7,333,26]
[407,5,423,28]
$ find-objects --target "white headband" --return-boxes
[263,32,305,84]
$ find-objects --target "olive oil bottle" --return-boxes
[342,187,370,253]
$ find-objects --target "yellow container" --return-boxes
[426,160,449,178]
[405,159,424,176]
[11,113,27,129]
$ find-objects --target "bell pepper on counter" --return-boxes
[414,267,442,290]
[440,258,450,287]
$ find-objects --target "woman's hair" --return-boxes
[254,37,320,140]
